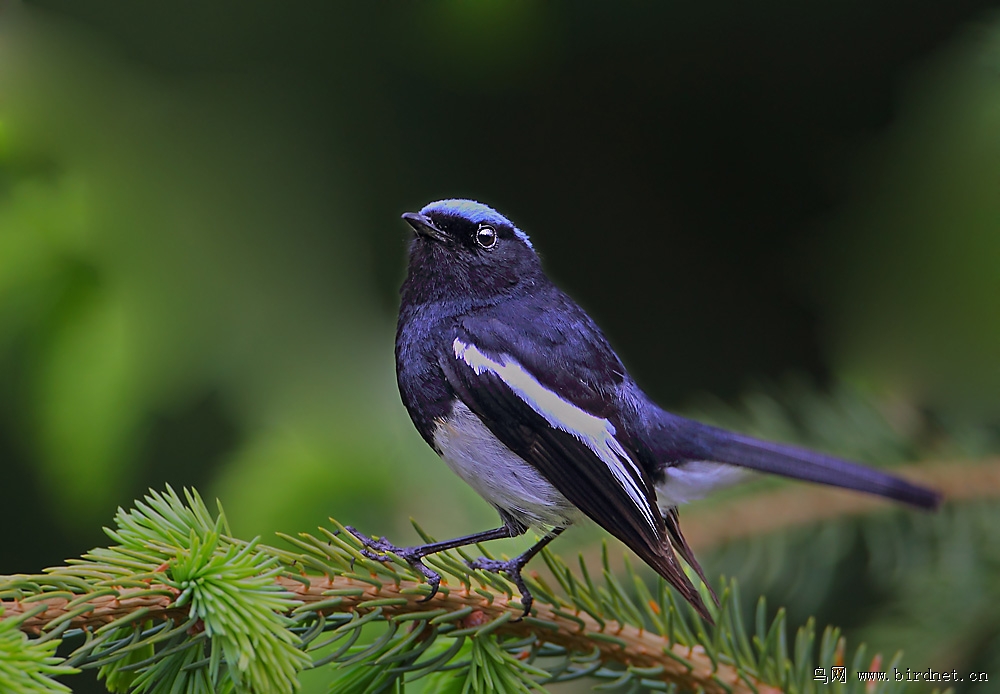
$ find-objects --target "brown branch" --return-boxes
[2,575,779,694]
[10,460,981,692]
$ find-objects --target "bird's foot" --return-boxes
[466,556,534,619]
[345,526,442,601]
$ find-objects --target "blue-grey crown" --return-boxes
[419,199,533,249]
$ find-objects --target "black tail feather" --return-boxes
[683,421,942,510]
[663,507,718,606]
[635,538,715,624]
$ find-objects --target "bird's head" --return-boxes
[400,199,544,306]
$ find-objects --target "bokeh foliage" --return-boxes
[2,1,1000,692]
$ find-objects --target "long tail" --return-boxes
[652,412,942,510]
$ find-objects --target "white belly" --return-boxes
[432,401,580,529]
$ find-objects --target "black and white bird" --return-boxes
[348,199,941,622]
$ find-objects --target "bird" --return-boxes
[347,198,942,623]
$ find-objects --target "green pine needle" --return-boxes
[0,606,77,694]
[0,487,949,694]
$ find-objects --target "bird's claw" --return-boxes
[466,556,534,620]
[344,527,397,559]
[345,526,442,602]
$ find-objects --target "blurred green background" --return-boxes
[2,1,1000,691]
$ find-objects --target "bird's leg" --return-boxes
[345,520,525,601]
[466,526,567,619]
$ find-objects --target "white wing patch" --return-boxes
[453,338,658,531]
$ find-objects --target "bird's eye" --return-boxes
[475,225,498,249]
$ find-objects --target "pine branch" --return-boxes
[0,487,922,694]
[5,573,771,693]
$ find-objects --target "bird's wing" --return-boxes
[440,329,713,621]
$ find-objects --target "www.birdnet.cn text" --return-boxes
[815,666,989,684]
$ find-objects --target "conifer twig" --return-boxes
[3,575,777,694]
[0,487,913,694]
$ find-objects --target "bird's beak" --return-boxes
[401,212,449,243]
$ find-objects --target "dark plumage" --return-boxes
[349,198,941,623]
